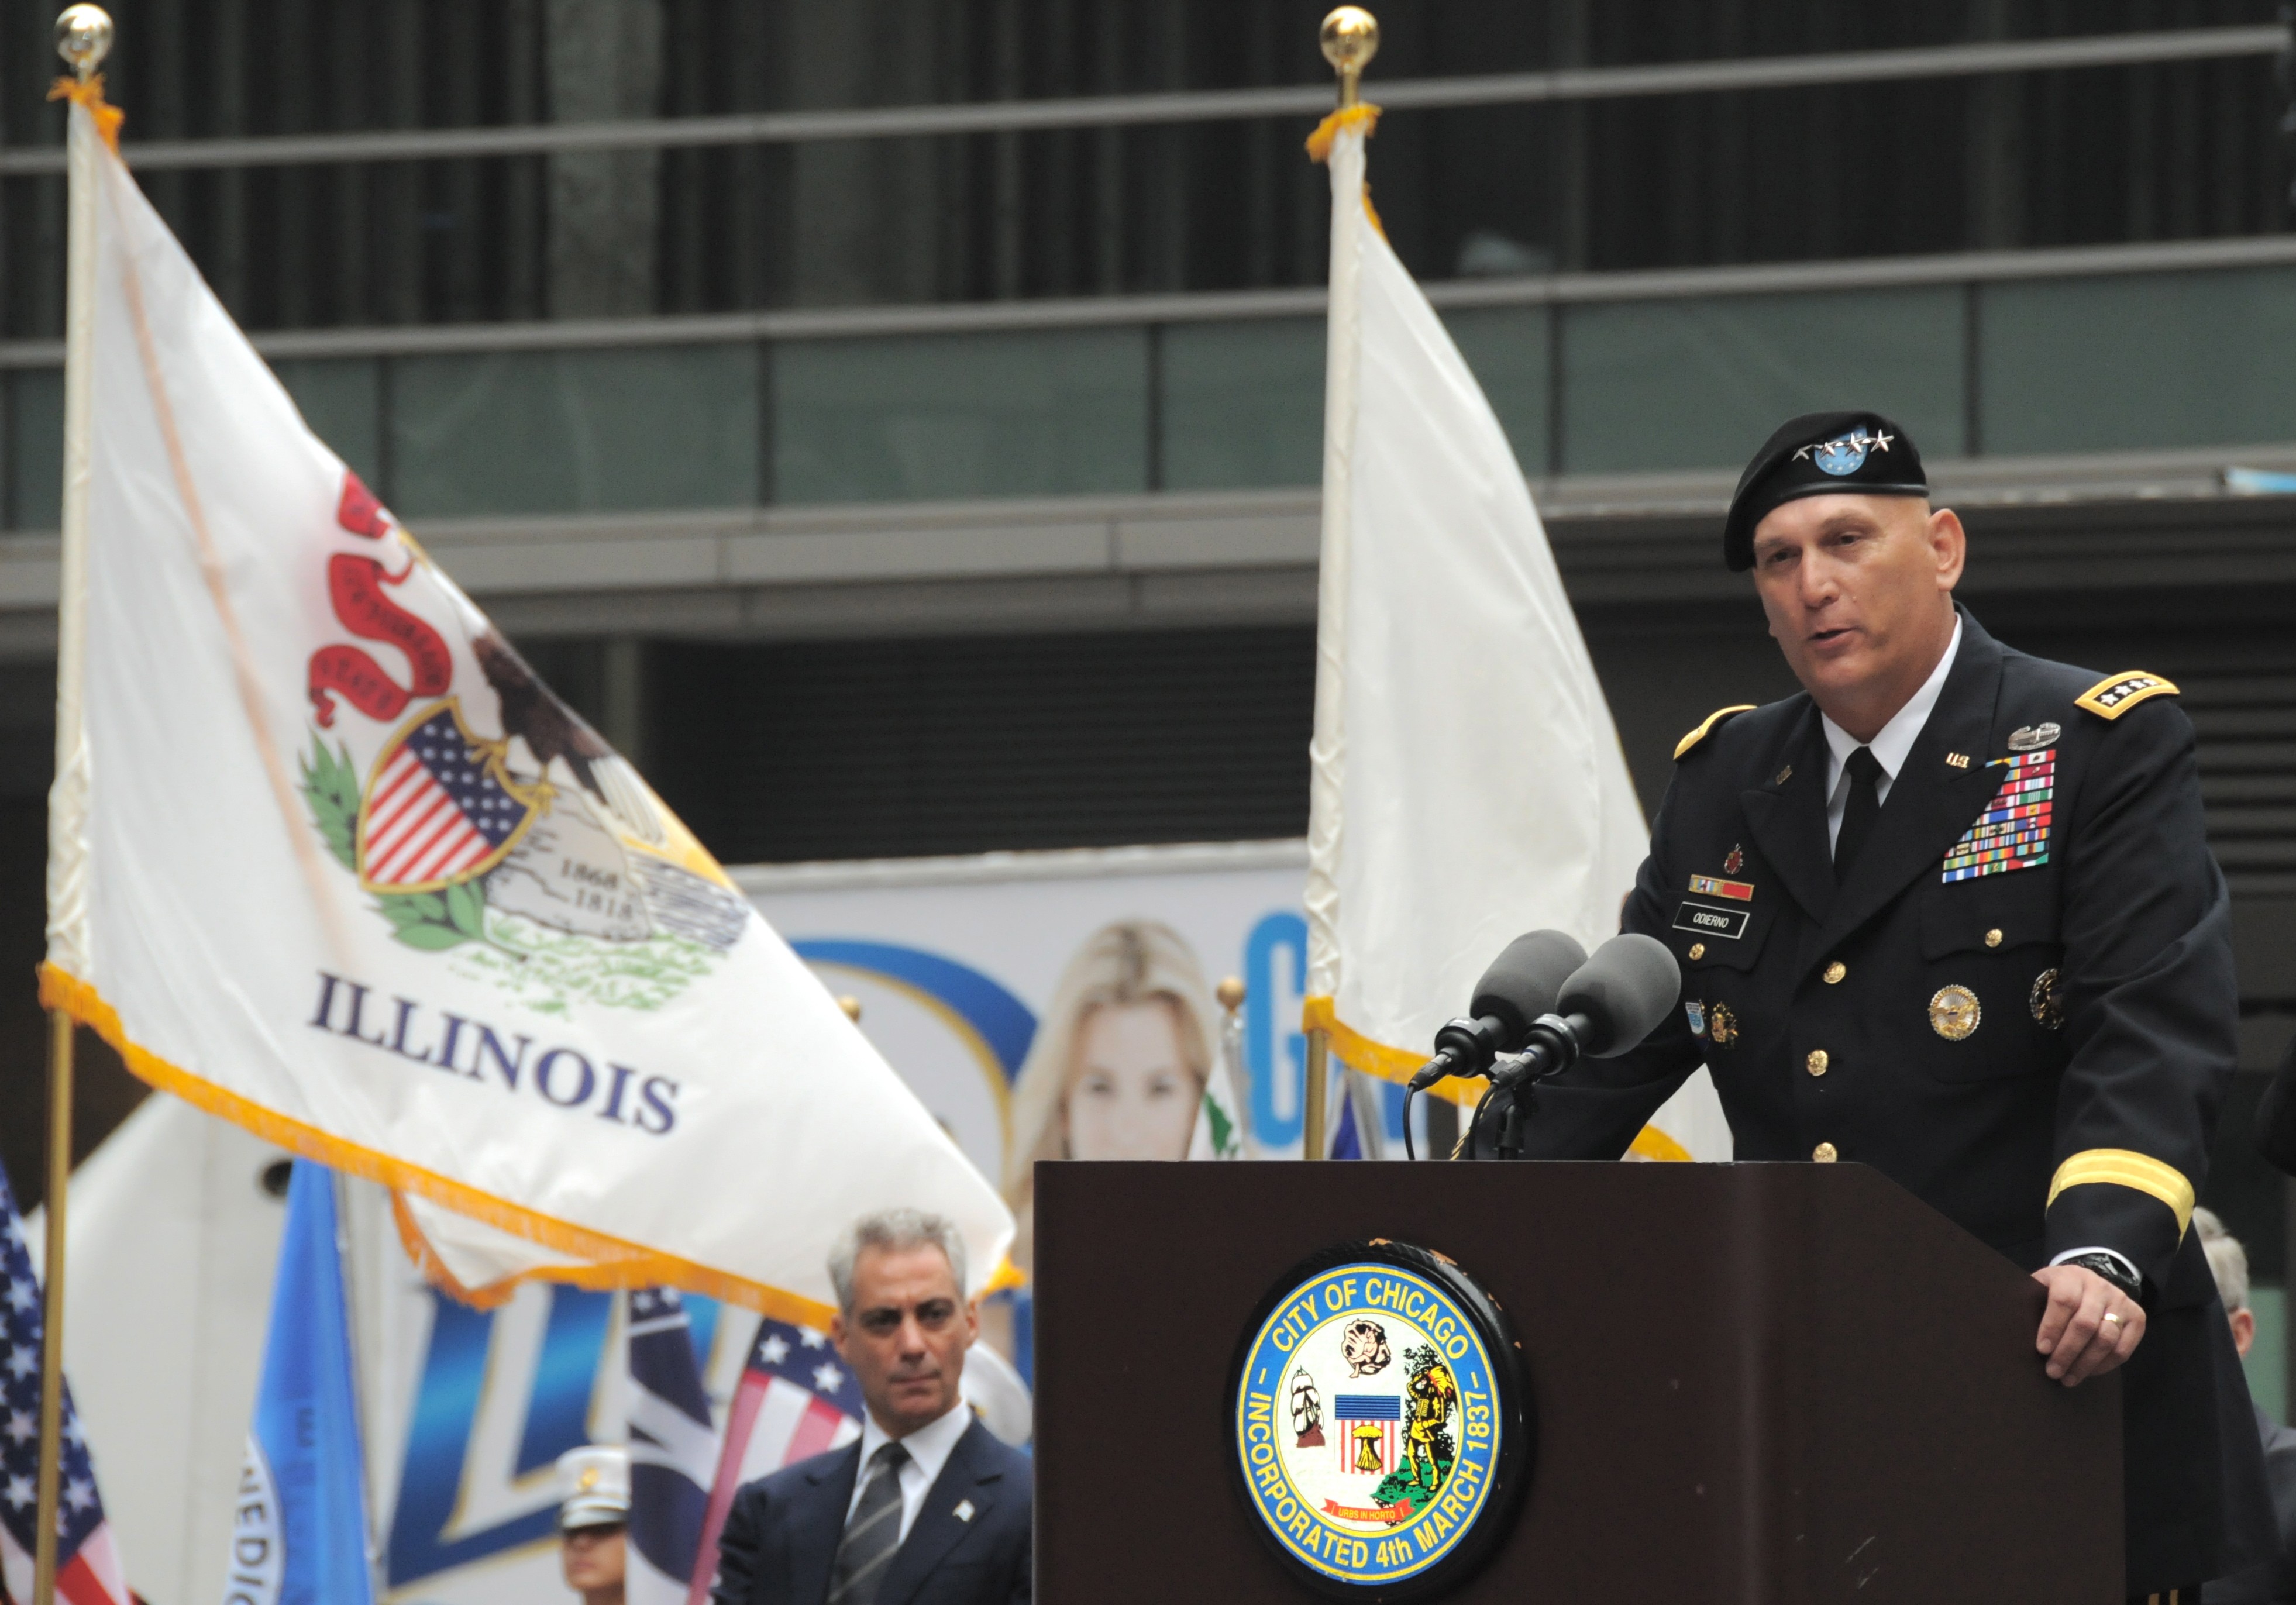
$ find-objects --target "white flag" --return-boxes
[1301,108,1726,1160]
[41,105,1013,1319]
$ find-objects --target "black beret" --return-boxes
[1723,411,1927,571]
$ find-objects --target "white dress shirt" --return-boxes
[845,1399,972,1545]
[1819,617,1963,852]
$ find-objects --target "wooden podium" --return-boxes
[1033,1161,2121,1603]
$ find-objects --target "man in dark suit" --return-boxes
[1502,411,2272,1600]
[711,1208,1032,1605]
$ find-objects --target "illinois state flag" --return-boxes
[39,99,1012,1321]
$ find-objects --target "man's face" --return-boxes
[560,1524,625,1596]
[1748,493,1964,721]
[831,1243,976,1437]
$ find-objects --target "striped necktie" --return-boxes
[828,1440,911,1605]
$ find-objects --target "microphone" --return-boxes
[1406,931,1588,1091]
[1493,934,1681,1089]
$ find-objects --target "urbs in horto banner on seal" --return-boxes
[297,471,751,1020]
[1233,1242,1529,1597]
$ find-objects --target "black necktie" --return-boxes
[829,1441,910,1605]
[1834,746,1885,879]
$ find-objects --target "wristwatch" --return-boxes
[2059,1250,2143,1302]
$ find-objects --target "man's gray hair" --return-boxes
[828,1208,969,1313]
[2194,1205,2250,1315]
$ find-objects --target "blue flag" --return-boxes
[226,1162,373,1605]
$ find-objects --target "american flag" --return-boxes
[358,705,533,888]
[0,1165,130,1605]
[684,1317,863,1605]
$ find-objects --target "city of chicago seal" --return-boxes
[1231,1241,1529,1597]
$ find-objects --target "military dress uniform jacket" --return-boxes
[1512,608,2270,1592]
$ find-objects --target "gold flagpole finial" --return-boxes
[53,6,113,82]
[1320,8,1378,108]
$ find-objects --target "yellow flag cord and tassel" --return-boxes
[46,74,123,151]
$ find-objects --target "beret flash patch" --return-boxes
[2075,672,2178,721]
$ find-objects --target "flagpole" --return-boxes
[1301,6,1377,1163]
[36,11,110,1605]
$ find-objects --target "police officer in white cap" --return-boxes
[556,1444,630,1605]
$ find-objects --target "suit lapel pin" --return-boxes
[1945,752,1970,769]
[954,1498,977,1524]
[1772,764,1793,786]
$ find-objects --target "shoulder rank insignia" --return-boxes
[2075,671,2178,721]
[1674,704,1757,760]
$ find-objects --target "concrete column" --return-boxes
[547,0,664,318]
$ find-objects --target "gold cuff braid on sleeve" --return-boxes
[2046,1148,2195,1238]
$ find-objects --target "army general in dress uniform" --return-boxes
[1510,411,2272,1600]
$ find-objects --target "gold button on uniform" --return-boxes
[1806,1049,1829,1077]
[1812,1141,1839,1163]
[1688,942,1705,960]
[1822,960,1846,984]
[1984,928,2003,948]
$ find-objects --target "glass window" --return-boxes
[1561,287,1966,474]
[390,346,759,519]
[1444,305,1552,478]
[6,368,61,531]
[273,358,383,491]
[774,329,1148,505]
[1159,319,1324,491]
[1981,267,2296,455]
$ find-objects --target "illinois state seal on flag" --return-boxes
[1231,1242,1527,1596]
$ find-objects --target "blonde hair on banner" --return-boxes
[1001,920,1218,1253]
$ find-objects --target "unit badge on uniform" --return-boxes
[1685,1000,1707,1038]
[1722,844,1744,875]
[1706,1002,1739,1047]
[2006,722,2061,753]
[1942,750,2055,881]
[1930,985,1981,1041]
[1232,1241,1529,1596]
[2029,968,2066,1031]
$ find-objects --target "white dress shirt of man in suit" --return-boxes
[711,1210,1033,1605]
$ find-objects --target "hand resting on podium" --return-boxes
[2031,1262,2146,1386]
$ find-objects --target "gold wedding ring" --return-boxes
[2102,1312,2123,1326]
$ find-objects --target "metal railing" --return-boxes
[0,24,2282,176]
[4,229,2292,367]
